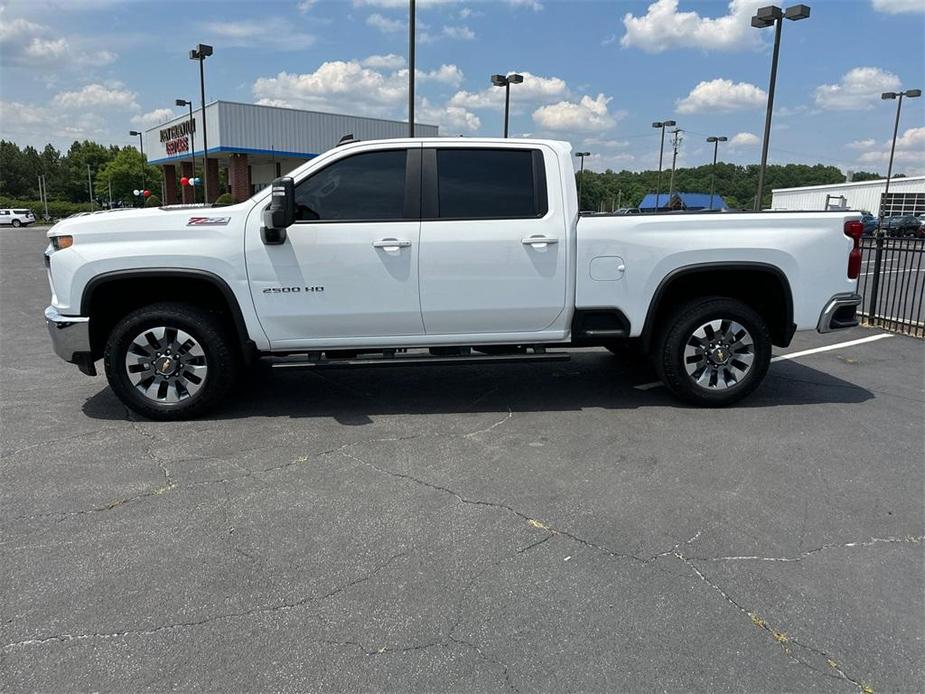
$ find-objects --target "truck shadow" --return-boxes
[81,350,875,424]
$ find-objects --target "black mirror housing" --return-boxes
[264,177,295,230]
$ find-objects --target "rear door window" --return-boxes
[434,149,546,220]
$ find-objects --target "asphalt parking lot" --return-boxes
[1,226,923,693]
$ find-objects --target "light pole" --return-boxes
[176,98,197,202]
[867,87,921,318]
[189,43,213,202]
[576,151,590,210]
[491,73,524,138]
[651,120,675,212]
[706,136,728,210]
[129,130,145,206]
[751,4,811,211]
[667,128,683,199]
[409,0,415,137]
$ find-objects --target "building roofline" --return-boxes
[772,175,925,194]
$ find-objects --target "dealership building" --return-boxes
[771,175,925,215]
[144,100,439,204]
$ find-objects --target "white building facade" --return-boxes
[144,100,438,204]
[771,176,925,215]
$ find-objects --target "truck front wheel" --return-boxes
[656,297,771,406]
[103,302,240,420]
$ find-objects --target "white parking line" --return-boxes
[633,332,895,390]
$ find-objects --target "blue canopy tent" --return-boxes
[639,192,727,212]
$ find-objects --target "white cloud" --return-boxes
[414,64,465,85]
[729,132,760,147]
[871,0,924,14]
[367,12,404,32]
[507,0,543,10]
[418,98,480,132]
[532,94,620,132]
[0,11,116,68]
[361,53,406,70]
[848,138,876,150]
[53,83,139,110]
[814,67,901,110]
[0,99,107,142]
[621,0,764,53]
[449,71,569,111]
[131,108,177,129]
[857,127,925,170]
[204,18,315,50]
[676,78,766,113]
[297,0,317,12]
[438,24,475,40]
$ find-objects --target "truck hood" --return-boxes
[47,203,252,237]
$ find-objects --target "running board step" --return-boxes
[271,352,571,369]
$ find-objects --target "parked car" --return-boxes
[881,215,924,237]
[859,211,878,236]
[614,207,641,215]
[44,137,864,419]
[0,208,36,227]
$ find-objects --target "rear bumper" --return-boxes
[45,306,96,376]
[817,293,862,333]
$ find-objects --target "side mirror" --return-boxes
[262,176,295,245]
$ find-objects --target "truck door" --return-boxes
[245,145,424,347]
[418,146,568,335]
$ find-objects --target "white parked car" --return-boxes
[0,208,36,227]
[43,138,864,419]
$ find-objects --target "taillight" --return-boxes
[844,220,863,279]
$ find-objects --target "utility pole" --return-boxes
[408,0,416,137]
[108,179,113,208]
[668,128,683,200]
[87,164,94,212]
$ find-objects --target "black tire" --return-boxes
[11,219,20,228]
[104,302,240,420]
[655,297,770,407]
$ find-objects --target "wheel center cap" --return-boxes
[155,356,177,375]
[710,348,729,364]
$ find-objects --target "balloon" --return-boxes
[180,177,189,186]
[143,190,151,197]
[193,177,200,186]
[133,189,140,196]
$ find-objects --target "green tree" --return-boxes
[95,148,161,206]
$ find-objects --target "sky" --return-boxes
[1,0,924,175]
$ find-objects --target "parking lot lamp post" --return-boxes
[176,99,197,203]
[575,152,590,210]
[751,4,811,211]
[491,73,524,138]
[706,136,727,210]
[189,43,213,202]
[868,87,921,317]
[651,120,675,213]
[129,130,145,204]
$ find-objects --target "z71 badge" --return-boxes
[187,216,231,226]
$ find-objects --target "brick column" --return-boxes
[162,165,178,205]
[180,161,194,204]
[228,153,251,202]
[205,157,220,203]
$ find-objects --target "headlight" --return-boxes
[50,235,73,251]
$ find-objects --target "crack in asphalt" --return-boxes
[1,552,407,652]
[688,535,923,563]
[673,546,875,693]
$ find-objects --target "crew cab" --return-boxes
[44,138,863,419]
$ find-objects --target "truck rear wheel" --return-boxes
[104,302,240,420]
[656,297,770,407]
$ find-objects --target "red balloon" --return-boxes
[143,190,151,197]
[180,177,189,186]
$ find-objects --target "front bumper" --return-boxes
[45,306,96,375]
[817,293,862,333]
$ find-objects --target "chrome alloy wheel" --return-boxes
[683,319,755,391]
[124,326,208,404]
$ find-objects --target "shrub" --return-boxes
[213,193,235,206]
[144,195,161,208]
[0,196,89,220]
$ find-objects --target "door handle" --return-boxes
[373,238,412,250]
[522,235,559,247]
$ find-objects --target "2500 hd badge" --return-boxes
[262,286,325,294]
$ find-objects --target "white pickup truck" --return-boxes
[44,137,864,419]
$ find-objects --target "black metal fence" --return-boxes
[857,236,925,338]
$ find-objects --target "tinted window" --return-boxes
[294,149,407,222]
[436,149,540,219]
